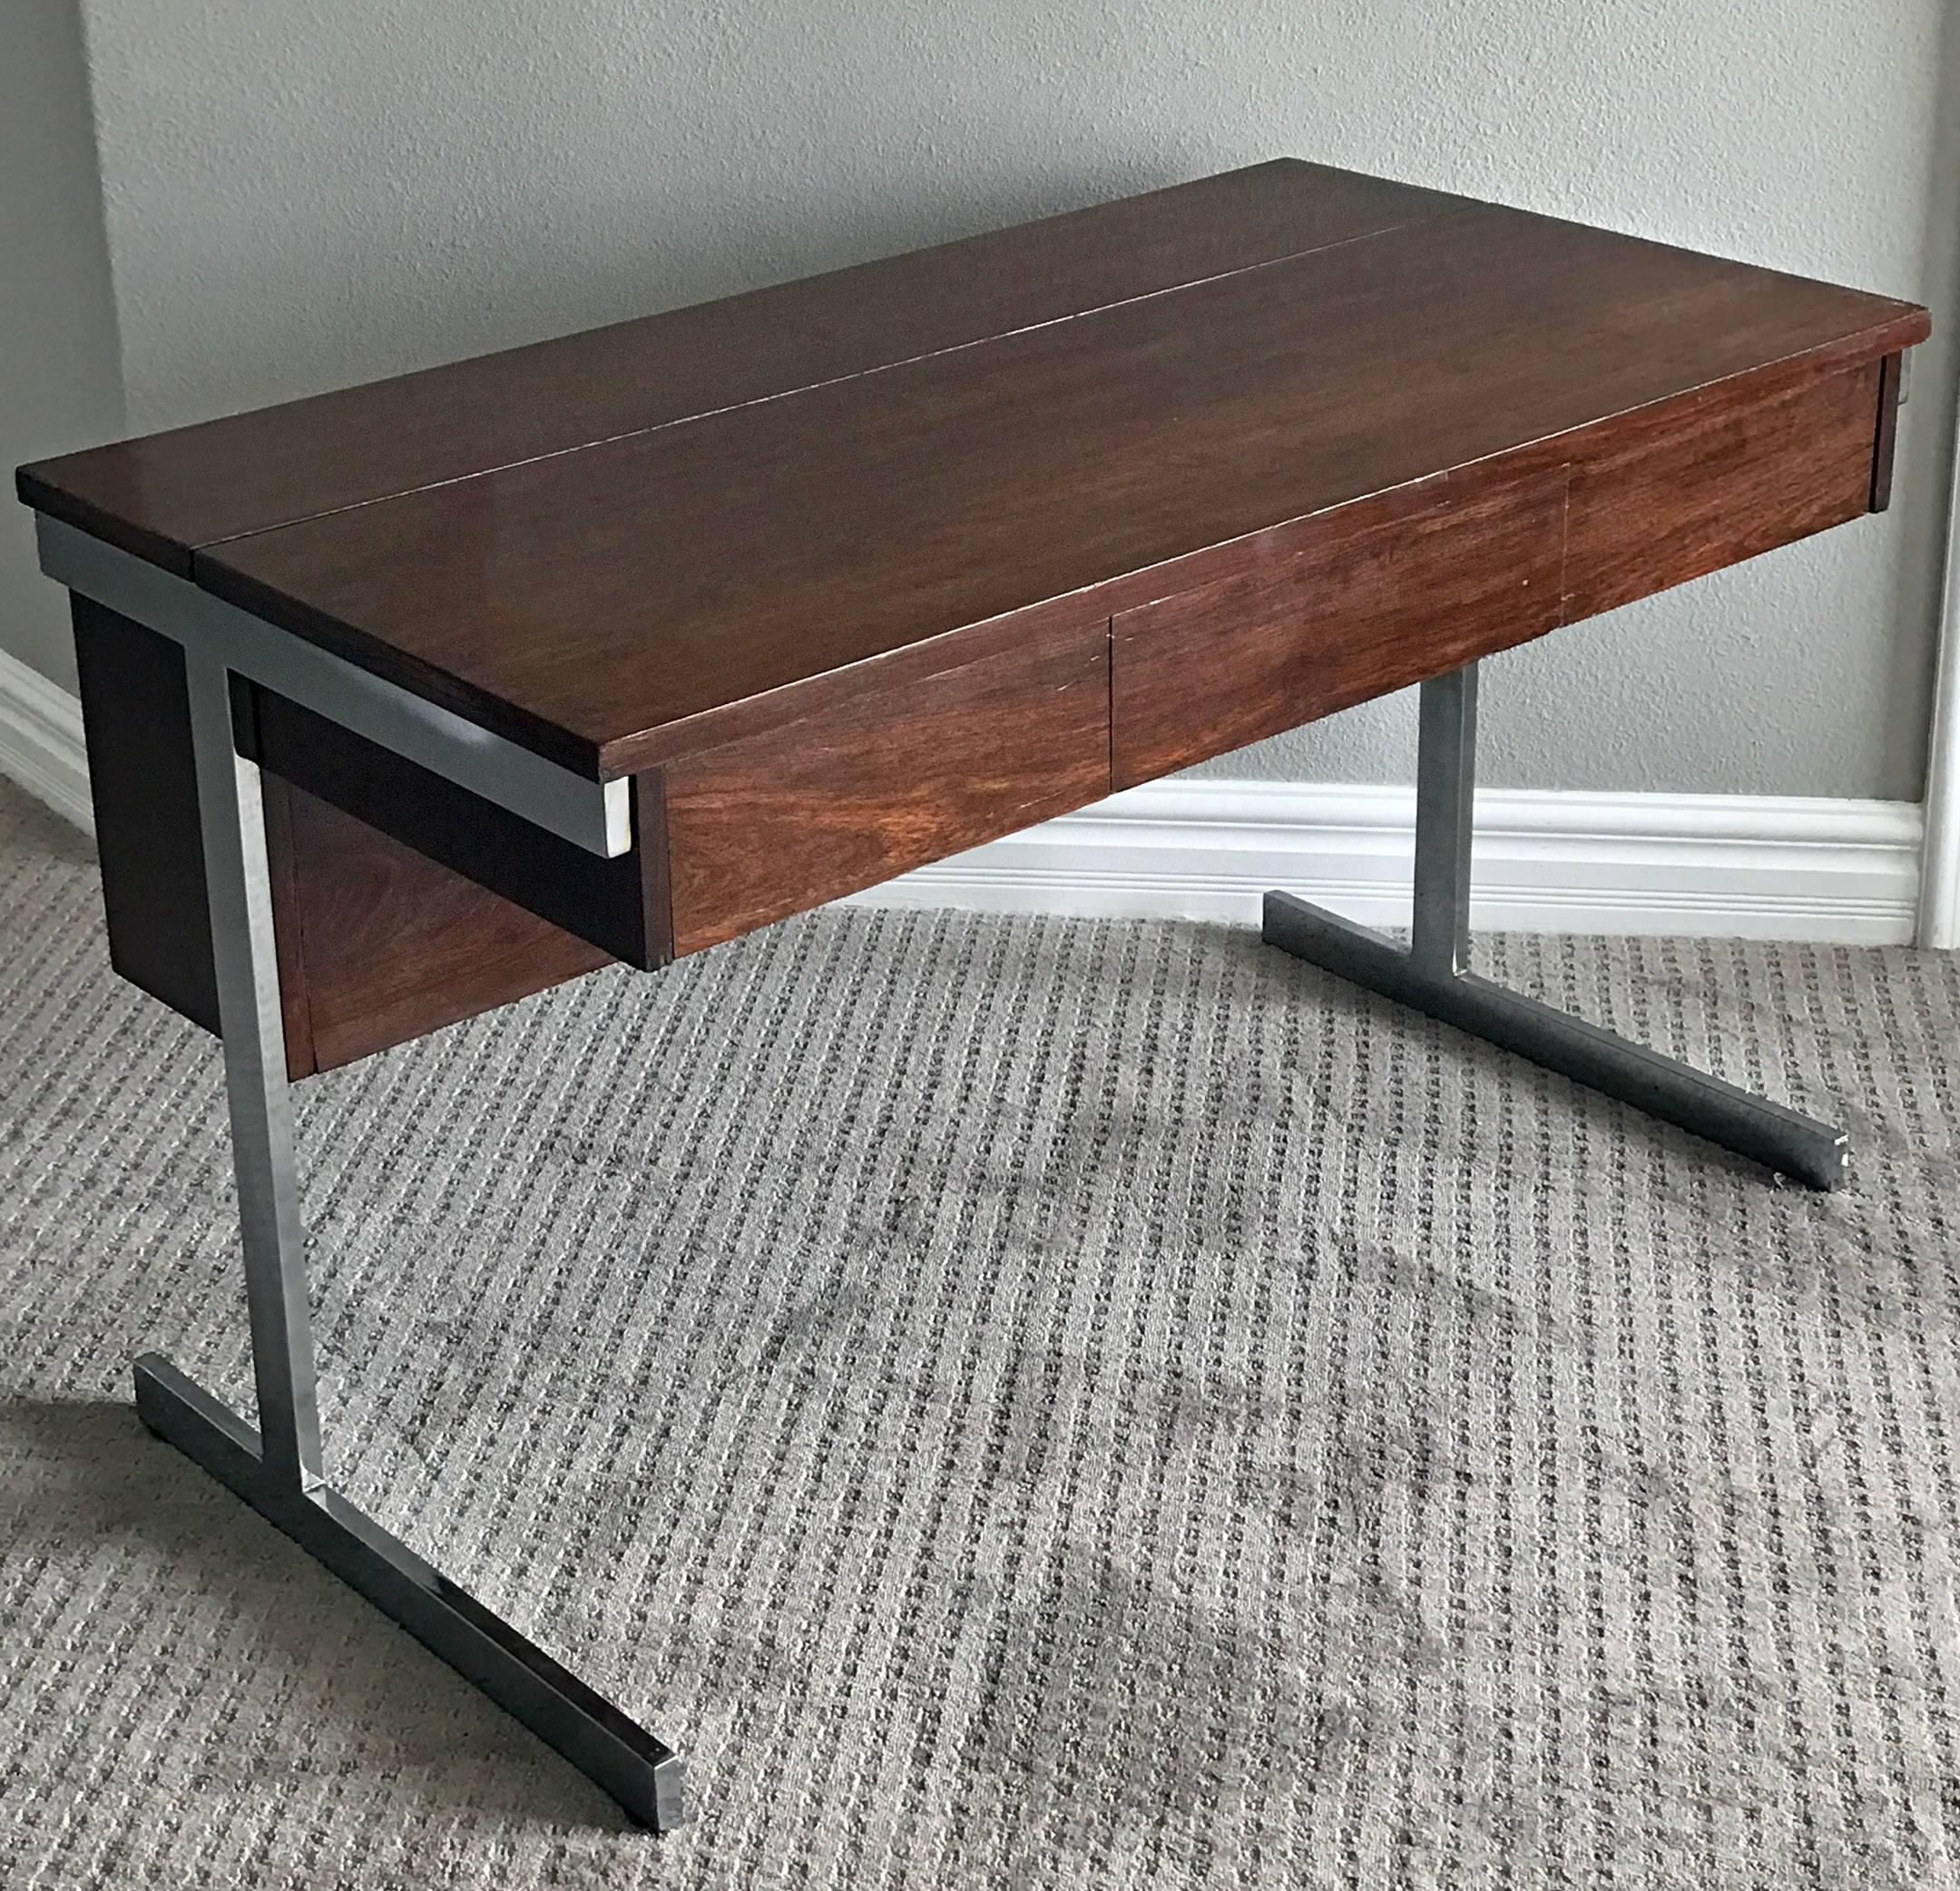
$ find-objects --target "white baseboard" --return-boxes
[0,648,91,834]
[0,661,1921,944]
[848,780,1923,945]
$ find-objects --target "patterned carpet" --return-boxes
[3,775,1960,1889]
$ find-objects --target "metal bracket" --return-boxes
[134,1356,684,1826]
[37,514,630,858]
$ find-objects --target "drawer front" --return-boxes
[660,618,1111,954]
[1112,470,1567,789]
[1563,358,1883,622]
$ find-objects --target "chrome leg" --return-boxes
[1262,661,1850,1190]
[1408,662,1476,980]
[181,656,321,1490]
[134,655,685,1829]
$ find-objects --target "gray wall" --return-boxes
[16,2,1959,797]
[0,2,124,693]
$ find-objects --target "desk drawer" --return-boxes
[656,618,1111,954]
[1562,358,1886,622]
[1111,470,1567,789]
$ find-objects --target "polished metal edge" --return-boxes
[132,661,682,1828]
[1260,660,1849,1193]
[134,1353,686,1830]
[36,514,631,858]
[183,651,324,1488]
[1262,891,1848,1190]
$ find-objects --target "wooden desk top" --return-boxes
[19,159,1928,783]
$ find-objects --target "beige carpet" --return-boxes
[3,776,1960,1889]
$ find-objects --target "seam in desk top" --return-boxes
[183,310,1924,787]
[189,201,1485,561]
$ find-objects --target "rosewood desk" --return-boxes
[15,160,1931,1829]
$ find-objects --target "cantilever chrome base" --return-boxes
[1260,892,1849,1189]
[133,1354,685,1829]
[133,647,686,1831]
[1262,665,1849,1193]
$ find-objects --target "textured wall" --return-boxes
[0,3,124,692]
[60,1,1960,794]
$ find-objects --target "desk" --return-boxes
[15,160,1930,1830]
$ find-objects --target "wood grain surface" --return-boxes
[1112,471,1569,789]
[248,689,666,967]
[70,597,615,1075]
[1562,357,1884,622]
[271,789,609,1073]
[25,162,1932,1067]
[181,197,1925,780]
[16,161,1461,571]
[69,598,222,1043]
[662,615,1110,954]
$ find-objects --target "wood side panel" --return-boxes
[249,689,662,967]
[66,599,610,1075]
[72,601,317,1074]
[632,771,674,971]
[274,789,610,1073]
[1110,472,1568,789]
[259,775,318,1078]
[1562,358,1883,623]
[662,619,1111,955]
[68,597,223,1040]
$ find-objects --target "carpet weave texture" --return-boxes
[3,778,1960,1889]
